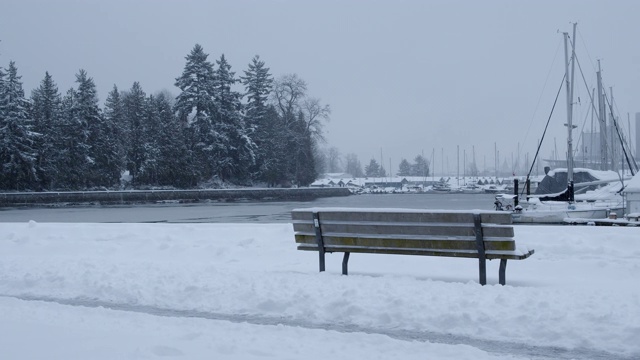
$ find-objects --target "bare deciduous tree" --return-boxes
[272,73,307,121]
[302,97,330,142]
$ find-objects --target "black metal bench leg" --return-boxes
[319,251,325,272]
[342,252,350,275]
[478,258,487,285]
[499,259,507,285]
[313,212,325,272]
[473,214,487,286]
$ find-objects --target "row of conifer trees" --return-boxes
[0,44,330,191]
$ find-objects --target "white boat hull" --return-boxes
[511,202,624,224]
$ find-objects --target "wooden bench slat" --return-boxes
[294,234,516,251]
[291,209,512,225]
[292,221,515,238]
[294,232,515,242]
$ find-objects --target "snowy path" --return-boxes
[2,293,634,360]
[3,296,517,360]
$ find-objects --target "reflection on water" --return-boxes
[0,193,497,223]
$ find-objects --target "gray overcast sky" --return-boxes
[2,0,639,176]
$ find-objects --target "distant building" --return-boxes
[545,121,637,172]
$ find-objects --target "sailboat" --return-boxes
[496,24,628,224]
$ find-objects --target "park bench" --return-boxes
[291,208,534,285]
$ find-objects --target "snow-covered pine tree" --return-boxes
[241,55,273,130]
[0,61,39,190]
[412,154,429,177]
[123,82,147,185]
[137,94,161,185]
[153,92,193,187]
[241,55,273,182]
[212,54,255,183]
[103,85,127,175]
[55,88,87,189]
[397,158,412,176]
[74,70,119,188]
[379,165,387,178]
[30,72,62,189]
[174,44,218,182]
[365,159,381,177]
[92,115,123,189]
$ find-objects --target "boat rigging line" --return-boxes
[522,73,566,198]
[604,92,637,176]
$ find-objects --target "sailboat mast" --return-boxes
[563,24,577,195]
[597,60,607,170]
[610,87,617,172]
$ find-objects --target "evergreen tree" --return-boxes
[0,61,39,190]
[363,159,386,178]
[74,70,118,188]
[30,71,62,189]
[55,88,88,189]
[397,158,412,176]
[365,159,381,177]
[153,92,193,187]
[123,82,147,185]
[174,44,217,181]
[212,54,255,182]
[138,94,161,185]
[92,111,122,188]
[103,85,126,174]
[241,55,272,128]
[241,55,273,181]
[174,44,217,125]
[379,165,387,178]
[412,154,430,177]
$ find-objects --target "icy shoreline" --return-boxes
[0,187,350,207]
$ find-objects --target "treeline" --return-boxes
[324,149,431,179]
[360,155,430,178]
[0,44,330,191]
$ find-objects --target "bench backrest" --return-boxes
[292,208,516,259]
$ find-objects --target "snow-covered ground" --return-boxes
[0,221,638,359]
